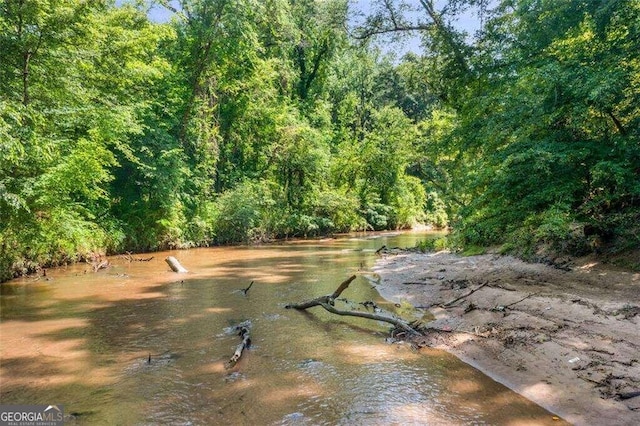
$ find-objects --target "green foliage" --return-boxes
[413,0,640,256]
[27,0,640,279]
[424,191,448,228]
[361,202,392,231]
[0,1,182,277]
[330,103,428,230]
[460,245,486,257]
[269,114,330,209]
[415,236,449,253]
[210,180,275,244]
[391,175,427,229]
[312,189,365,233]
[209,180,367,244]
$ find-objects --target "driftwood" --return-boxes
[441,281,489,308]
[226,325,251,369]
[165,256,188,273]
[286,275,422,336]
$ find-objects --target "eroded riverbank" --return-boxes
[372,250,640,426]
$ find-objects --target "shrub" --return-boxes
[211,180,275,244]
[362,202,392,231]
[391,175,427,229]
[313,189,365,233]
[424,191,448,228]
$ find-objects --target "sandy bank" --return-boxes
[372,251,640,426]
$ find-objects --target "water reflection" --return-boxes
[0,231,564,424]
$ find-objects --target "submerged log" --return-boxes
[286,275,422,336]
[226,326,251,369]
[165,256,188,273]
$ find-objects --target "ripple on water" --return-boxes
[296,359,339,382]
[278,411,306,425]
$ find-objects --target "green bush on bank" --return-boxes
[207,179,433,244]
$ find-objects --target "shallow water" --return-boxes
[0,232,563,424]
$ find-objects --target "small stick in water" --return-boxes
[242,281,254,296]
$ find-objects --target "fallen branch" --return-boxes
[441,281,488,308]
[165,256,188,273]
[123,252,154,262]
[226,326,251,369]
[322,302,418,334]
[286,275,422,336]
[285,275,357,309]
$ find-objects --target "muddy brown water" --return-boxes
[1,232,564,425]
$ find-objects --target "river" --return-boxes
[0,232,560,424]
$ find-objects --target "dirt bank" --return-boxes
[371,250,640,426]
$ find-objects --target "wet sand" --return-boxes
[372,250,640,426]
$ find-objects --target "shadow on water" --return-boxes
[0,232,567,424]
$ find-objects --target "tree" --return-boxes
[431,0,640,253]
[0,1,176,277]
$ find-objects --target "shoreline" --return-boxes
[372,250,640,426]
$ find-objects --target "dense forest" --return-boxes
[1,0,638,281]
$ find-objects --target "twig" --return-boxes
[493,284,517,292]
[441,281,488,308]
[242,281,254,296]
[618,391,640,400]
[331,275,357,299]
[375,245,387,255]
[285,275,357,309]
[122,252,153,262]
[504,292,541,308]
